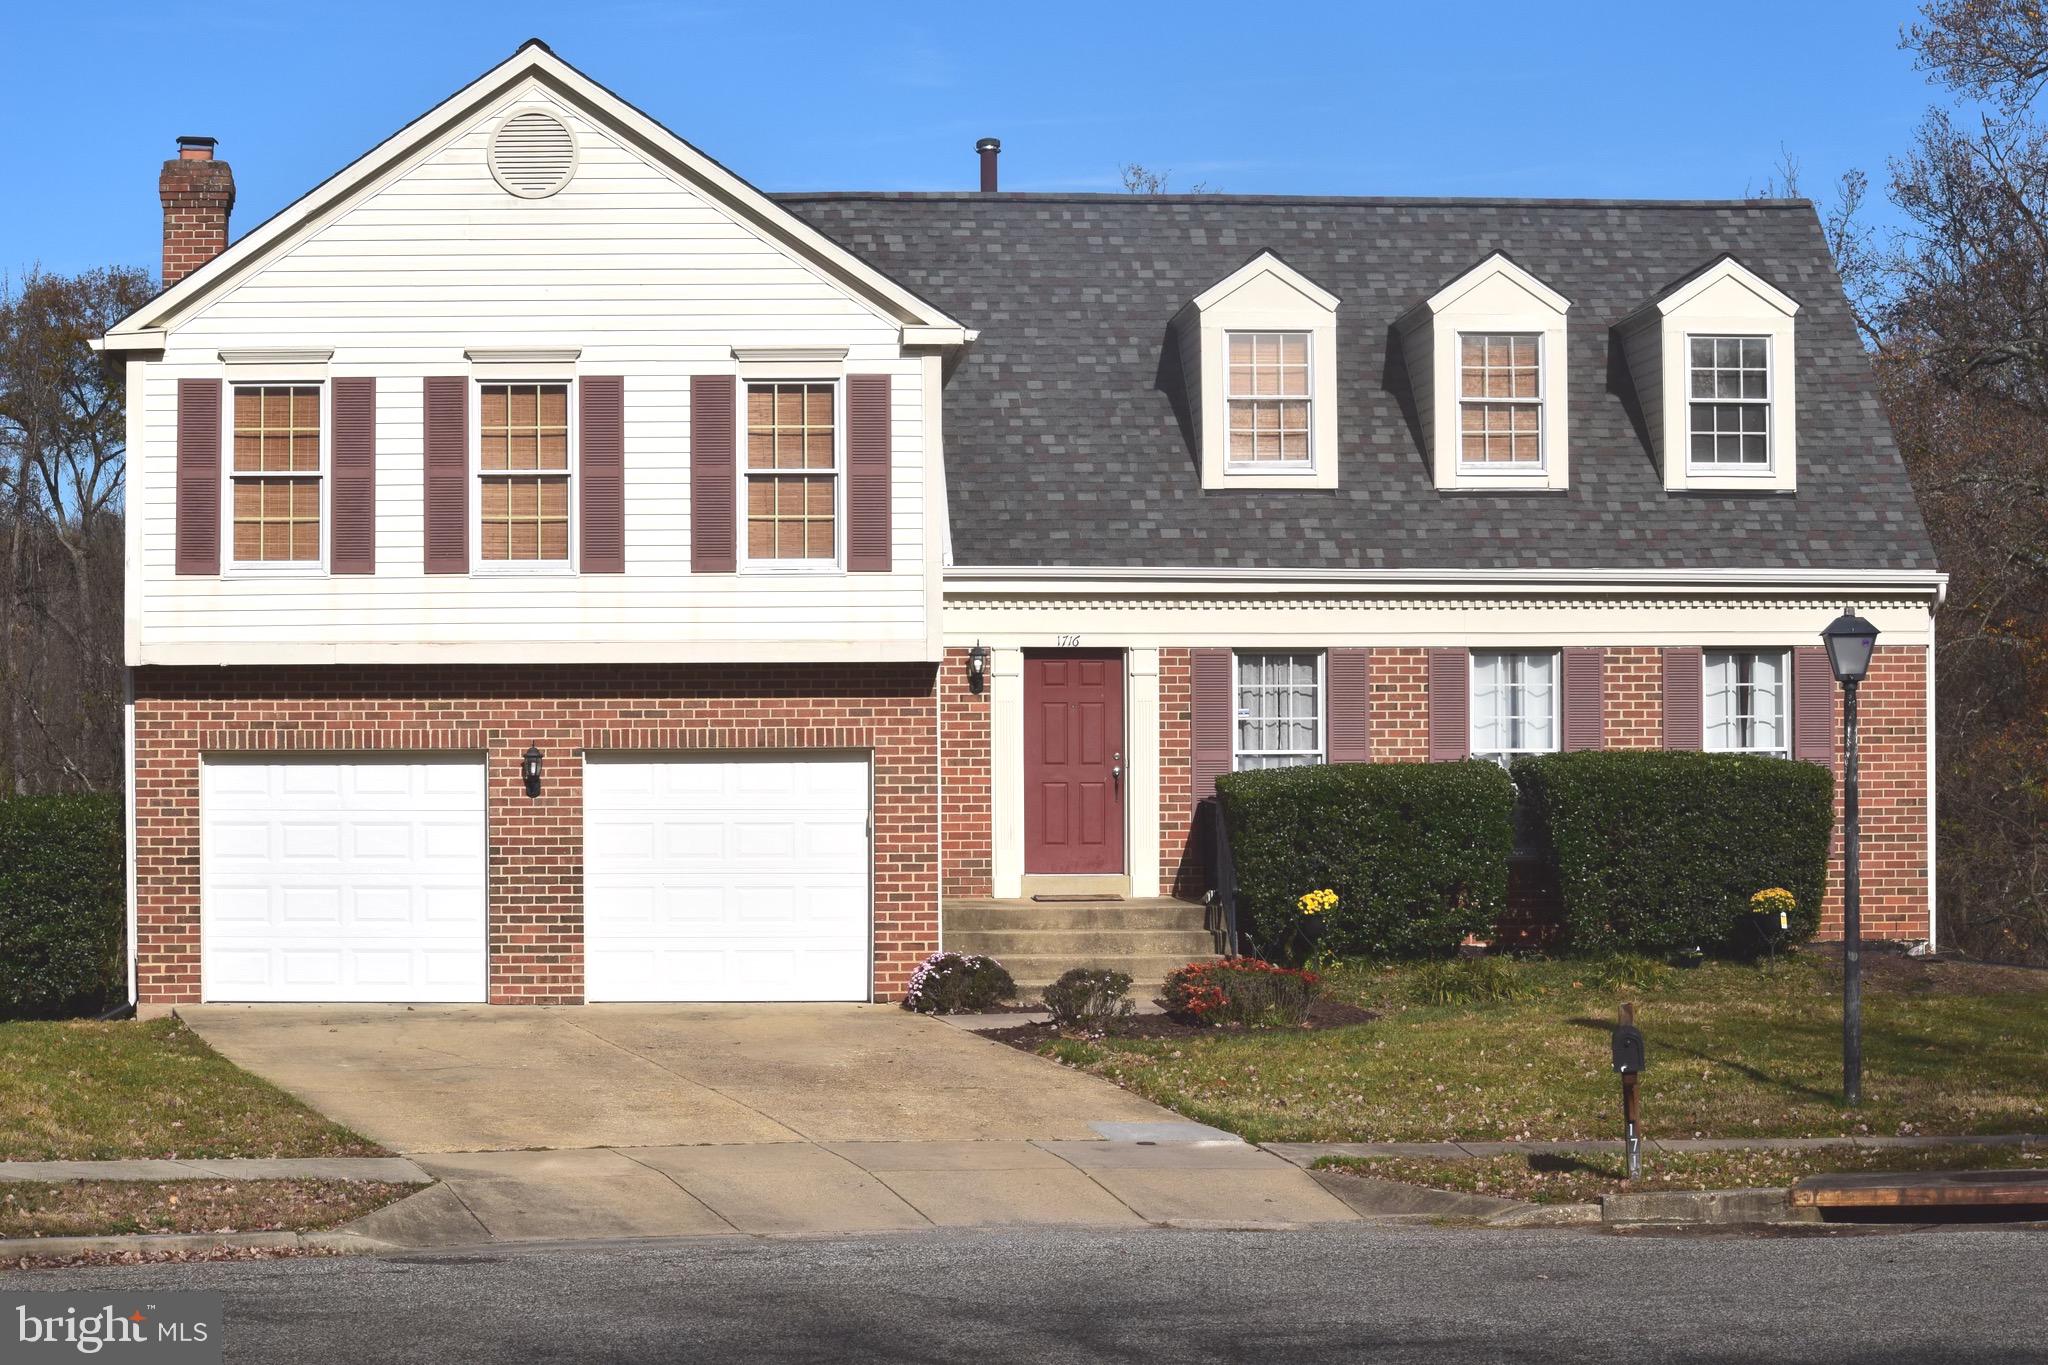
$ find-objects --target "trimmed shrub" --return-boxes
[1513,751,1833,957]
[1041,967,1135,1035]
[1216,761,1514,959]
[1405,955,1532,1006]
[0,793,125,1019]
[1163,958,1320,1027]
[901,951,1015,1014]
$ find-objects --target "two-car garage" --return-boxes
[199,753,872,1003]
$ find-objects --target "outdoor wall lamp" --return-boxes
[1821,608,1880,1106]
[967,642,990,695]
[522,745,543,798]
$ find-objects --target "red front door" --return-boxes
[1024,652,1126,875]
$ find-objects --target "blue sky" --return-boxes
[4,0,1941,279]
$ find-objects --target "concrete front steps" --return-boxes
[944,897,1222,996]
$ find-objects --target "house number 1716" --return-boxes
[1054,634,1081,648]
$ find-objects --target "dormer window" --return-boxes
[1227,332,1312,469]
[1175,252,1340,490]
[1687,336,1771,468]
[1618,255,1798,492]
[1396,252,1570,491]
[1458,333,1543,468]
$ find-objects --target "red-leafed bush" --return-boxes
[1162,957,1320,1028]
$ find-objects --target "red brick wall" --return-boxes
[1160,648,1200,896]
[1606,646,1664,749]
[1367,647,1430,763]
[1815,646,1928,941]
[939,647,992,898]
[132,663,938,1005]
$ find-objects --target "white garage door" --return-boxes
[584,755,870,1001]
[201,757,488,1002]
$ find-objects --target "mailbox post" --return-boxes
[1611,1002,1646,1180]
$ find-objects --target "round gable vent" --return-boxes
[489,109,577,198]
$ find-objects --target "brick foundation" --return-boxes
[133,663,939,1005]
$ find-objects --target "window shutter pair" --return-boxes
[1188,647,1369,800]
[177,377,379,576]
[1426,647,1604,760]
[689,373,893,574]
[1661,646,1831,763]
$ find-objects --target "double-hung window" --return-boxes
[1704,649,1788,754]
[1226,332,1312,468]
[745,381,838,564]
[1470,650,1558,765]
[1458,333,1542,468]
[1688,336,1770,468]
[479,382,572,563]
[229,385,323,565]
[1233,652,1324,770]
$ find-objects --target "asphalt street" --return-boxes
[20,1220,2048,1364]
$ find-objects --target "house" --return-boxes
[101,41,1942,1008]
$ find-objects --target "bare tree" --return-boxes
[1119,162,1213,195]
[0,266,151,794]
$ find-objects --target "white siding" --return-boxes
[132,82,936,665]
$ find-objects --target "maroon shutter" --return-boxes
[329,377,376,574]
[847,373,892,572]
[1427,648,1470,761]
[423,376,468,575]
[1328,648,1370,763]
[175,378,221,575]
[1562,647,1606,752]
[1191,648,1233,798]
[1662,647,1703,751]
[579,375,625,574]
[691,375,737,573]
[1793,646,1834,764]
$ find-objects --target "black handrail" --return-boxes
[1204,796,1241,958]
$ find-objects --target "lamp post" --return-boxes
[1821,609,1880,1106]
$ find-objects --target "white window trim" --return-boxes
[1683,332,1776,477]
[1223,331,1316,476]
[221,377,329,578]
[1179,252,1341,491]
[1703,647,1791,756]
[738,375,846,574]
[1635,256,1799,492]
[470,377,578,577]
[1398,252,1571,492]
[1469,649,1562,764]
[1231,650,1327,771]
[1454,330,1548,477]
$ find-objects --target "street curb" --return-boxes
[1486,1202,1603,1228]
[1600,1187,1815,1226]
[0,1229,399,1261]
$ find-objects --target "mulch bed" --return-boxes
[981,996,1376,1050]
[1800,943,2048,995]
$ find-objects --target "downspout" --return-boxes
[1925,601,1939,952]
[124,668,138,1010]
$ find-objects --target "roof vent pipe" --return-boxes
[977,138,1000,193]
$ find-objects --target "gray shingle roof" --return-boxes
[777,192,1934,572]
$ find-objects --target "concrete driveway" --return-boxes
[179,1004,1355,1244]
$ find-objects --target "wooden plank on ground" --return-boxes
[1789,1169,2048,1209]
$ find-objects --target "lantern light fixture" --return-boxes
[522,745,543,798]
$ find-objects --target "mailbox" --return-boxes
[1611,1023,1646,1075]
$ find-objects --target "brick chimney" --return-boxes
[159,136,235,288]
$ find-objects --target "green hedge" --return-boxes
[0,793,125,1019]
[1216,761,1513,959]
[1512,751,1833,956]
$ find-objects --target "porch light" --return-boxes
[522,745,543,798]
[967,642,990,695]
[1821,610,1879,685]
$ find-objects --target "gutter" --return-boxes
[945,565,1950,599]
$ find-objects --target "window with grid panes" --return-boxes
[1704,649,1788,754]
[1688,336,1770,466]
[1470,650,1559,764]
[230,385,322,563]
[1233,652,1325,769]
[1458,334,1542,466]
[479,383,571,562]
[745,382,837,562]
[1226,333,1312,466]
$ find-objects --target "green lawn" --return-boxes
[1314,1142,2047,1205]
[0,1179,411,1238]
[1043,953,2048,1144]
[0,1018,384,1161]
